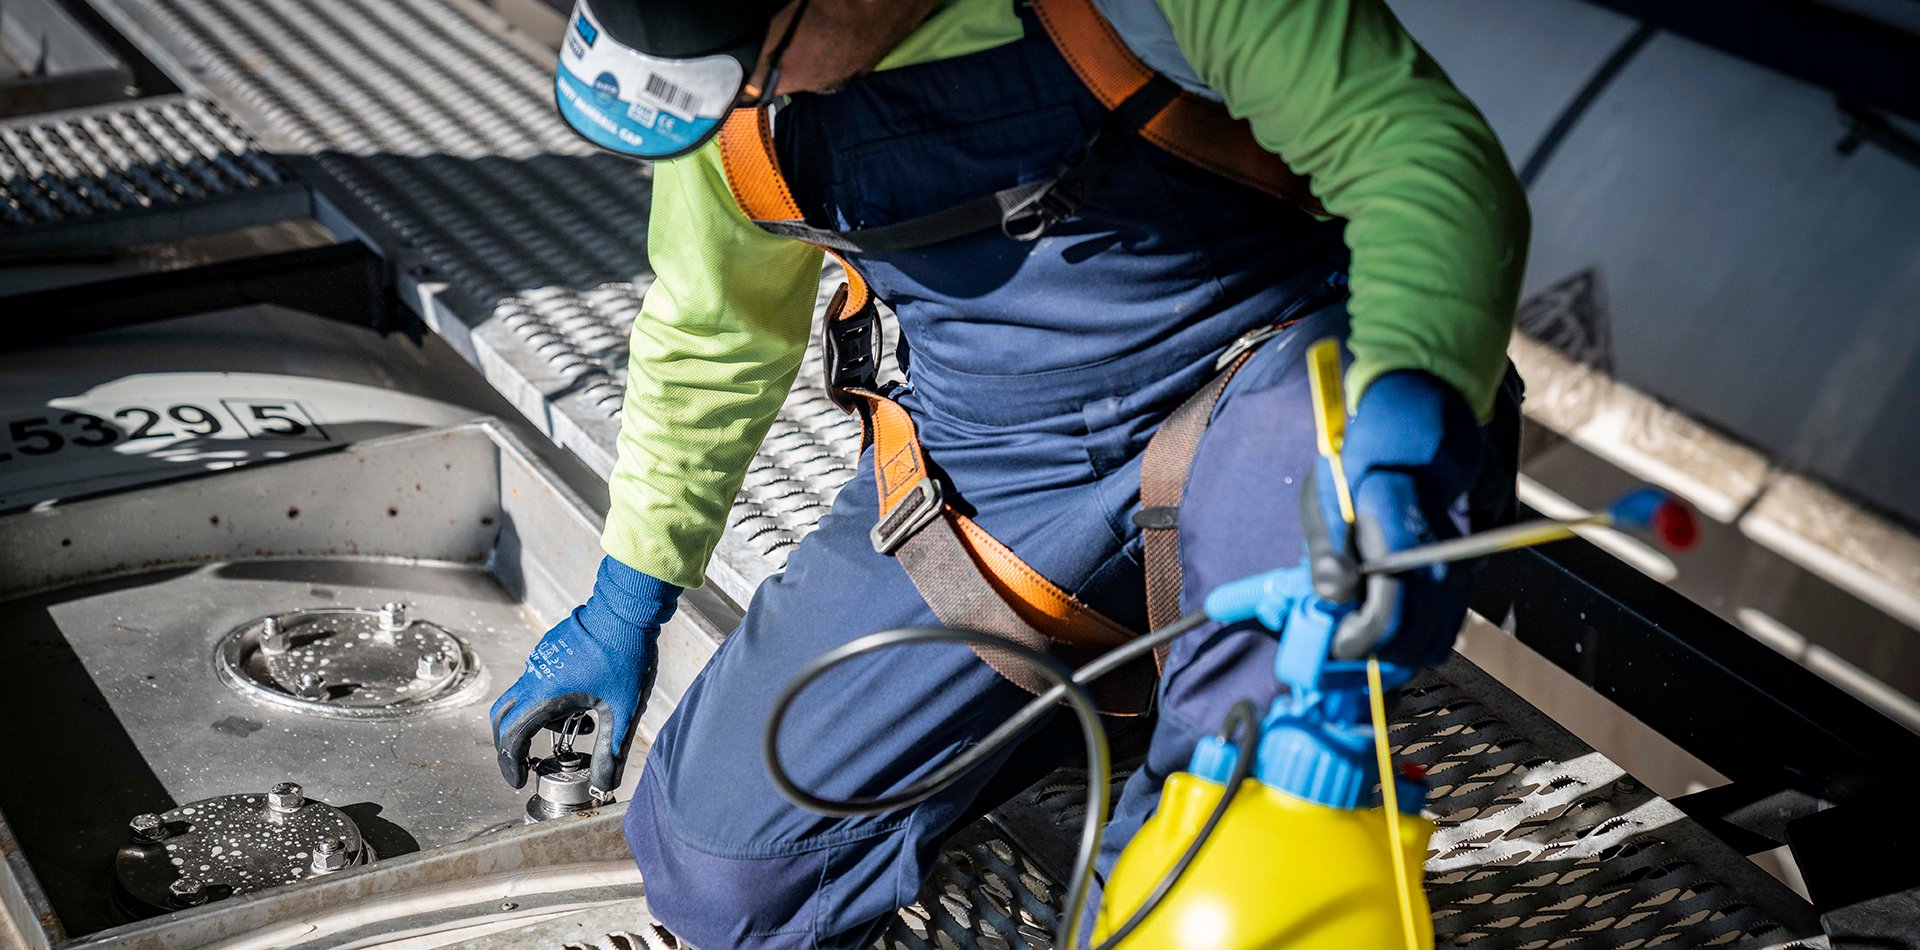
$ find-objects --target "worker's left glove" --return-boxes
[1303,370,1483,669]
[490,556,682,795]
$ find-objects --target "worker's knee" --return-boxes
[625,774,828,949]
[627,754,915,950]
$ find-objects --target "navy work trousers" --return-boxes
[624,305,1518,949]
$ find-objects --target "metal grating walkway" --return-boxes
[0,94,303,250]
[81,0,1826,944]
[877,658,1820,949]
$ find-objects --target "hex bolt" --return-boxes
[311,837,350,874]
[296,671,327,698]
[168,877,209,908]
[267,782,305,814]
[259,616,288,655]
[416,651,452,680]
[129,813,168,844]
[379,602,408,631]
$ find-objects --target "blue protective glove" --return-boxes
[1304,370,1482,669]
[490,556,682,795]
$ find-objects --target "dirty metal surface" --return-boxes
[113,790,368,915]
[0,560,542,935]
[878,656,1824,950]
[0,95,305,249]
[215,606,484,718]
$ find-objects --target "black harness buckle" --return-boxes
[822,283,882,412]
[1001,180,1080,241]
[871,477,944,555]
[1000,126,1129,242]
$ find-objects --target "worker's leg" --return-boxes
[1091,303,1522,913]
[625,395,1145,950]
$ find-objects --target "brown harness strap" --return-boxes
[718,109,1156,714]
[1138,364,1237,634]
[1029,0,1326,214]
[1137,321,1304,638]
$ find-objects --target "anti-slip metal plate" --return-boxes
[0,95,305,250]
[877,657,1824,950]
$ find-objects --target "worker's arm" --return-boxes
[602,142,825,588]
[1157,0,1528,419]
[492,144,817,792]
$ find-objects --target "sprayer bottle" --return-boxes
[1095,568,1435,950]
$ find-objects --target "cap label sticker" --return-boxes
[555,0,743,158]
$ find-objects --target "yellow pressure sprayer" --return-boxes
[1094,338,1433,950]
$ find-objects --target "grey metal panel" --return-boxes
[1385,0,1639,164]
[1524,33,1920,525]
[1,0,132,116]
[1802,0,1920,35]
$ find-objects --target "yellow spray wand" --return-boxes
[1304,338,1422,950]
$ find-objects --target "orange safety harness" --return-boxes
[716,0,1326,713]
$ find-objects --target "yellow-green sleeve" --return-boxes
[600,141,823,588]
[1156,0,1529,418]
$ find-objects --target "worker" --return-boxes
[491,0,1527,946]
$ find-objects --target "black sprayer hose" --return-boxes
[766,626,1110,949]
[763,611,1265,949]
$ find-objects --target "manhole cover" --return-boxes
[215,604,485,719]
[114,783,372,917]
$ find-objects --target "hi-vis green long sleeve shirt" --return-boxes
[602,0,1528,589]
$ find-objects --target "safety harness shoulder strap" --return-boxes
[718,108,1157,715]
[740,0,1326,254]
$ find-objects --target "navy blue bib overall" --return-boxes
[624,8,1513,948]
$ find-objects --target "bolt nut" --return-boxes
[416,651,452,680]
[267,782,305,814]
[168,877,208,908]
[129,813,168,843]
[295,671,327,698]
[311,837,350,873]
[258,616,289,655]
[379,602,407,631]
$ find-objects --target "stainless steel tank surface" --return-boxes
[114,784,372,918]
[0,422,631,939]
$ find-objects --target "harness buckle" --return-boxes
[871,477,944,555]
[822,285,882,412]
[1214,323,1287,372]
[1001,181,1079,242]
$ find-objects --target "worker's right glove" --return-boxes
[490,556,682,795]
[1302,370,1482,670]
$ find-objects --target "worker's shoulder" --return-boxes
[1092,0,1223,101]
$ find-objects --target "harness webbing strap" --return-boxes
[1138,360,1239,634]
[1136,317,1307,636]
[1030,0,1326,213]
[717,109,1155,715]
[723,0,1324,258]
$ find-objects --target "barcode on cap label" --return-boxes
[644,73,702,117]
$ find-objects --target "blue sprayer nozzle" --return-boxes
[1203,566,1309,630]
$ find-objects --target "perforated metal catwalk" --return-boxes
[75,0,1826,944]
[0,94,303,249]
[882,659,1821,949]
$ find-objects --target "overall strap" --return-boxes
[716,108,1157,714]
